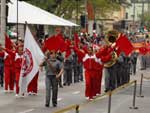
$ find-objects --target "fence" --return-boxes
[53,80,138,113]
[138,73,150,98]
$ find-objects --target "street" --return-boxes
[0,58,150,113]
[1,0,150,113]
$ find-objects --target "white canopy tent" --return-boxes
[8,0,78,26]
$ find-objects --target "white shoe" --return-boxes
[28,92,32,95]
[89,98,93,101]
[85,97,89,100]
[93,96,96,98]
[96,93,100,96]
[4,90,8,93]
[32,92,37,96]
[15,94,19,97]
[9,90,14,93]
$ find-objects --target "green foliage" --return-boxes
[91,0,121,18]
[138,11,150,25]
[138,11,150,32]
[144,12,150,31]
[25,0,126,19]
[27,0,55,11]
[143,11,150,22]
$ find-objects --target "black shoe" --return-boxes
[45,104,49,107]
[104,89,108,93]
[53,104,57,107]
[59,85,63,88]
[140,68,146,70]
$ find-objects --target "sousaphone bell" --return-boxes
[104,30,118,68]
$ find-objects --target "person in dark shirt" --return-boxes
[40,50,63,107]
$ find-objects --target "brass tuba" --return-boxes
[104,51,118,67]
[104,30,119,68]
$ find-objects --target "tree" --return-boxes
[90,0,120,18]
[139,11,150,26]
[25,0,129,20]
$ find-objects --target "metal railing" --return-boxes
[138,73,150,98]
[54,104,80,113]
[108,80,138,113]
[53,80,138,113]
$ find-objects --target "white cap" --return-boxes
[93,30,96,33]
[80,32,83,36]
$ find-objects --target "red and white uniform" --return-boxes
[83,54,98,99]
[4,49,23,94]
[0,51,15,91]
[93,58,103,96]
[74,46,112,99]
[14,53,23,94]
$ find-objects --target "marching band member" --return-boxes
[73,45,112,100]
[1,45,23,96]
[0,46,15,93]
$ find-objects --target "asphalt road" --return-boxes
[0,58,150,113]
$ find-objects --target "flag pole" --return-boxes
[24,21,28,35]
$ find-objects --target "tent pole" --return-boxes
[70,27,72,39]
[16,0,19,40]
[0,0,6,46]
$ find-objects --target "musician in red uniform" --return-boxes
[94,53,103,96]
[73,45,112,100]
[0,47,15,92]
[14,46,23,96]
[1,45,23,96]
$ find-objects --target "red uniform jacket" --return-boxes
[73,46,112,70]
[0,51,12,67]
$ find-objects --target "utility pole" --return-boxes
[76,0,79,25]
[17,0,19,40]
[133,1,135,24]
[85,0,88,32]
[0,0,6,46]
[148,0,150,13]
[141,1,144,27]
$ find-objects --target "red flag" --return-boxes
[64,39,72,58]
[65,49,71,58]
[44,35,59,51]
[44,34,67,52]
[139,47,148,55]
[116,34,133,56]
[5,34,14,49]
[57,34,68,52]
[116,47,121,56]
